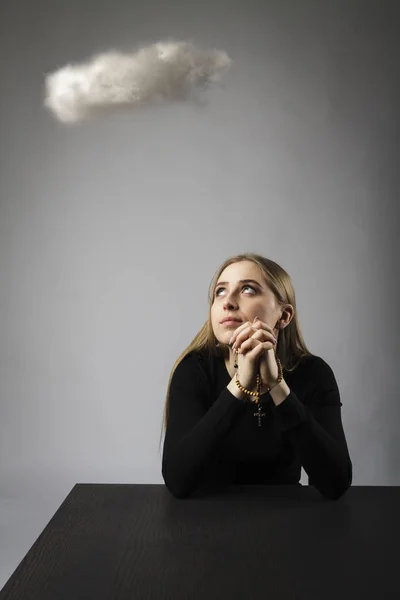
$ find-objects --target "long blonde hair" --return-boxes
[161,253,312,434]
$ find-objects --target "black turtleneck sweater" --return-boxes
[162,350,352,500]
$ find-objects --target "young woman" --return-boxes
[161,253,352,500]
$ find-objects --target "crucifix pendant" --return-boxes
[254,403,266,427]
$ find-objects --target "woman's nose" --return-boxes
[224,298,237,308]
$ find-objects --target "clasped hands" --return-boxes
[229,317,280,392]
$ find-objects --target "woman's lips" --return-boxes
[221,320,241,327]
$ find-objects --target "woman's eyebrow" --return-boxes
[216,279,262,288]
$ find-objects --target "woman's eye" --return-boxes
[215,285,256,296]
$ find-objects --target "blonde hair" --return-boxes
[161,253,312,434]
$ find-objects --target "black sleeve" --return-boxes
[161,353,246,498]
[272,357,353,500]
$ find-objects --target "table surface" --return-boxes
[0,484,398,600]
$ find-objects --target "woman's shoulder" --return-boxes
[289,353,332,371]
[173,349,212,387]
[178,348,209,367]
[286,353,338,386]
[308,354,337,376]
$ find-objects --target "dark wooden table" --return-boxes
[0,484,398,599]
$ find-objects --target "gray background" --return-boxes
[0,0,398,589]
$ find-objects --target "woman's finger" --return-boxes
[229,321,252,344]
[252,321,278,343]
[239,341,266,360]
[235,328,276,350]
[251,329,277,345]
[231,320,277,347]
[240,336,275,354]
[252,320,276,337]
[232,324,256,348]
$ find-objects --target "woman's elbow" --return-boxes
[323,482,351,501]
[316,462,353,501]
[164,479,192,499]
[162,463,192,499]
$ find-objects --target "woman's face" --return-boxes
[211,261,285,345]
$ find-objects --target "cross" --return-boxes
[253,403,266,427]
